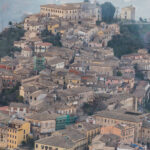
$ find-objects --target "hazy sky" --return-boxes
[0,0,149,31]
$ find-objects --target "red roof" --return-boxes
[81,76,92,80]
[36,42,52,47]
[69,69,82,75]
[0,106,8,111]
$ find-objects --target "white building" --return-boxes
[121,5,135,20]
[34,42,52,53]
[21,47,33,57]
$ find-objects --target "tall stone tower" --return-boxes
[121,5,135,20]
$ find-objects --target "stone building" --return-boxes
[35,128,88,150]
[21,47,33,57]
[121,5,135,20]
[25,111,59,138]
[93,110,142,142]
[101,124,135,144]
[40,1,101,22]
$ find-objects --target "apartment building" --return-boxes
[93,111,142,142]
[7,120,30,149]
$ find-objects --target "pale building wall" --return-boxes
[121,6,135,20]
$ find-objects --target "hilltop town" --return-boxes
[0,1,150,150]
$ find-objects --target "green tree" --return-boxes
[0,26,25,58]
[116,71,122,76]
[101,2,116,23]
[8,21,12,26]
[108,24,144,58]
[134,64,144,80]
[96,20,101,26]
[139,17,144,22]
[41,29,62,47]
[0,82,24,106]
[82,98,107,115]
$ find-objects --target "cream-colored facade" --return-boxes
[121,5,135,20]
[25,118,56,134]
[41,4,81,20]
[35,128,88,150]
[0,125,8,149]
[94,111,142,142]
[40,2,101,21]
[7,120,30,149]
[101,124,135,144]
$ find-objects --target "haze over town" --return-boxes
[0,0,150,149]
[0,0,150,31]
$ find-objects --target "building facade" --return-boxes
[121,5,135,20]
[40,2,101,21]
[7,120,30,149]
[93,111,142,142]
[35,128,88,150]
[0,124,8,149]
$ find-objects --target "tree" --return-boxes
[96,20,101,26]
[116,71,122,76]
[0,26,25,58]
[139,17,144,22]
[101,2,116,23]
[134,64,144,80]
[8,21,12,26]
[108,24,144,58]
[21,136,34,148]
[144,32,150,50]
[82,96,107,115]
[0,82,24,106]
[41,29,62,47]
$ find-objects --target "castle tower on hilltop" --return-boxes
[121,5,135,20]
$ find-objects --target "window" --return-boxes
[41,145,44,149]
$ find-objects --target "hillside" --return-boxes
[0,26,25,58]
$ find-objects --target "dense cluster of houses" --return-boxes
[0,1,149,150]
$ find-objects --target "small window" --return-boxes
[41,145,44,149]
